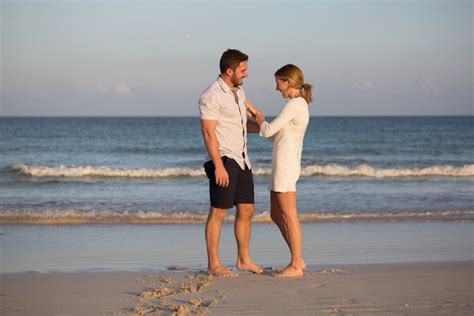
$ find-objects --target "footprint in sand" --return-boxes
[160,276,177,285]
[323,307,341,313]
[132,272,220,315]
[131,305,156,315]
[180,275,214,294]
[217,289,227,299]
[139,285,174,299]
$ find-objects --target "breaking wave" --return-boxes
[0,209,473,225]
[12,164,205,178]
[11,163,474,179]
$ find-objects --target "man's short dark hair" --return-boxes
[219,49,248,74]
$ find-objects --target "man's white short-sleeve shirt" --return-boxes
[199,76,251,170]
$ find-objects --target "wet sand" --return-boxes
[1,261,472,315]
[2,223,473,274]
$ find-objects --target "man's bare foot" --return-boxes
[276,264,304,277]
[207,266,236,277]
[236,259,263,274]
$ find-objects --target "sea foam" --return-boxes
[12,163,474,178]
[0,209,473,225]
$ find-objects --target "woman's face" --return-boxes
[275,77,290,98]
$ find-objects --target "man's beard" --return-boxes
[231,76,243,87]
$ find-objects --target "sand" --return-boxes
[0,262,472,315]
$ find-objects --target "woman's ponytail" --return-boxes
[301,83,313,104]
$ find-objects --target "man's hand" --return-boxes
[215,165,230,187]
[201,119,230,187]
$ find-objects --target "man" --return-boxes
[199,49,262,277]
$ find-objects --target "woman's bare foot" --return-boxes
[236,259,263,274]
[276,264,304,277]
[207,266,236,277]
[301,258,307,270]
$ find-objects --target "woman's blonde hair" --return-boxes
[274,64,313,104]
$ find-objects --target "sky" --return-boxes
[1,0,472,116]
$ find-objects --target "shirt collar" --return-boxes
[217,75,241,94]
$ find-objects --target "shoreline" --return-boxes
[1,261,472,315]
[1,259,472,275]
[1,209,473,225]
[2,222,472,274]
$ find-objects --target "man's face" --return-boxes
[230,61,248,87]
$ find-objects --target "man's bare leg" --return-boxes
[270,191,307,270]
[235,203,263,274]
[205,207,235,277]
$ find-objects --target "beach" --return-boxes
[1,262,472,315]
[1,222,473,315]
[2,0,473,313]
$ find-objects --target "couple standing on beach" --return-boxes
[199,49,313,277]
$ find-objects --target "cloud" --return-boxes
[114,84,130,95]
[352,80,374,92]
[96,82,131,95]
[416,78,441,96]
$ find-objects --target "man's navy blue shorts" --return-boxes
[204,156,254,209]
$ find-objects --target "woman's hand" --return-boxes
[245,100,266,126]
[244,100,258,116]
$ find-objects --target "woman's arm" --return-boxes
[245,100,266,123]
[246,100,298,138]
[244,100,262,133]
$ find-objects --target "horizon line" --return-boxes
[1,114,473,118]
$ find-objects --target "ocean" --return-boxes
[0,116,473,224]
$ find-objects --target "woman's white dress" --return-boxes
[259,97,309,192]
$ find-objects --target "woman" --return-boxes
[245,64,312,277]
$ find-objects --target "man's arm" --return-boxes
[200,119,229,187]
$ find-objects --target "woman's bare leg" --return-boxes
[274,191,304,276]
[270,191,289,246]
[270,191,306,270]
